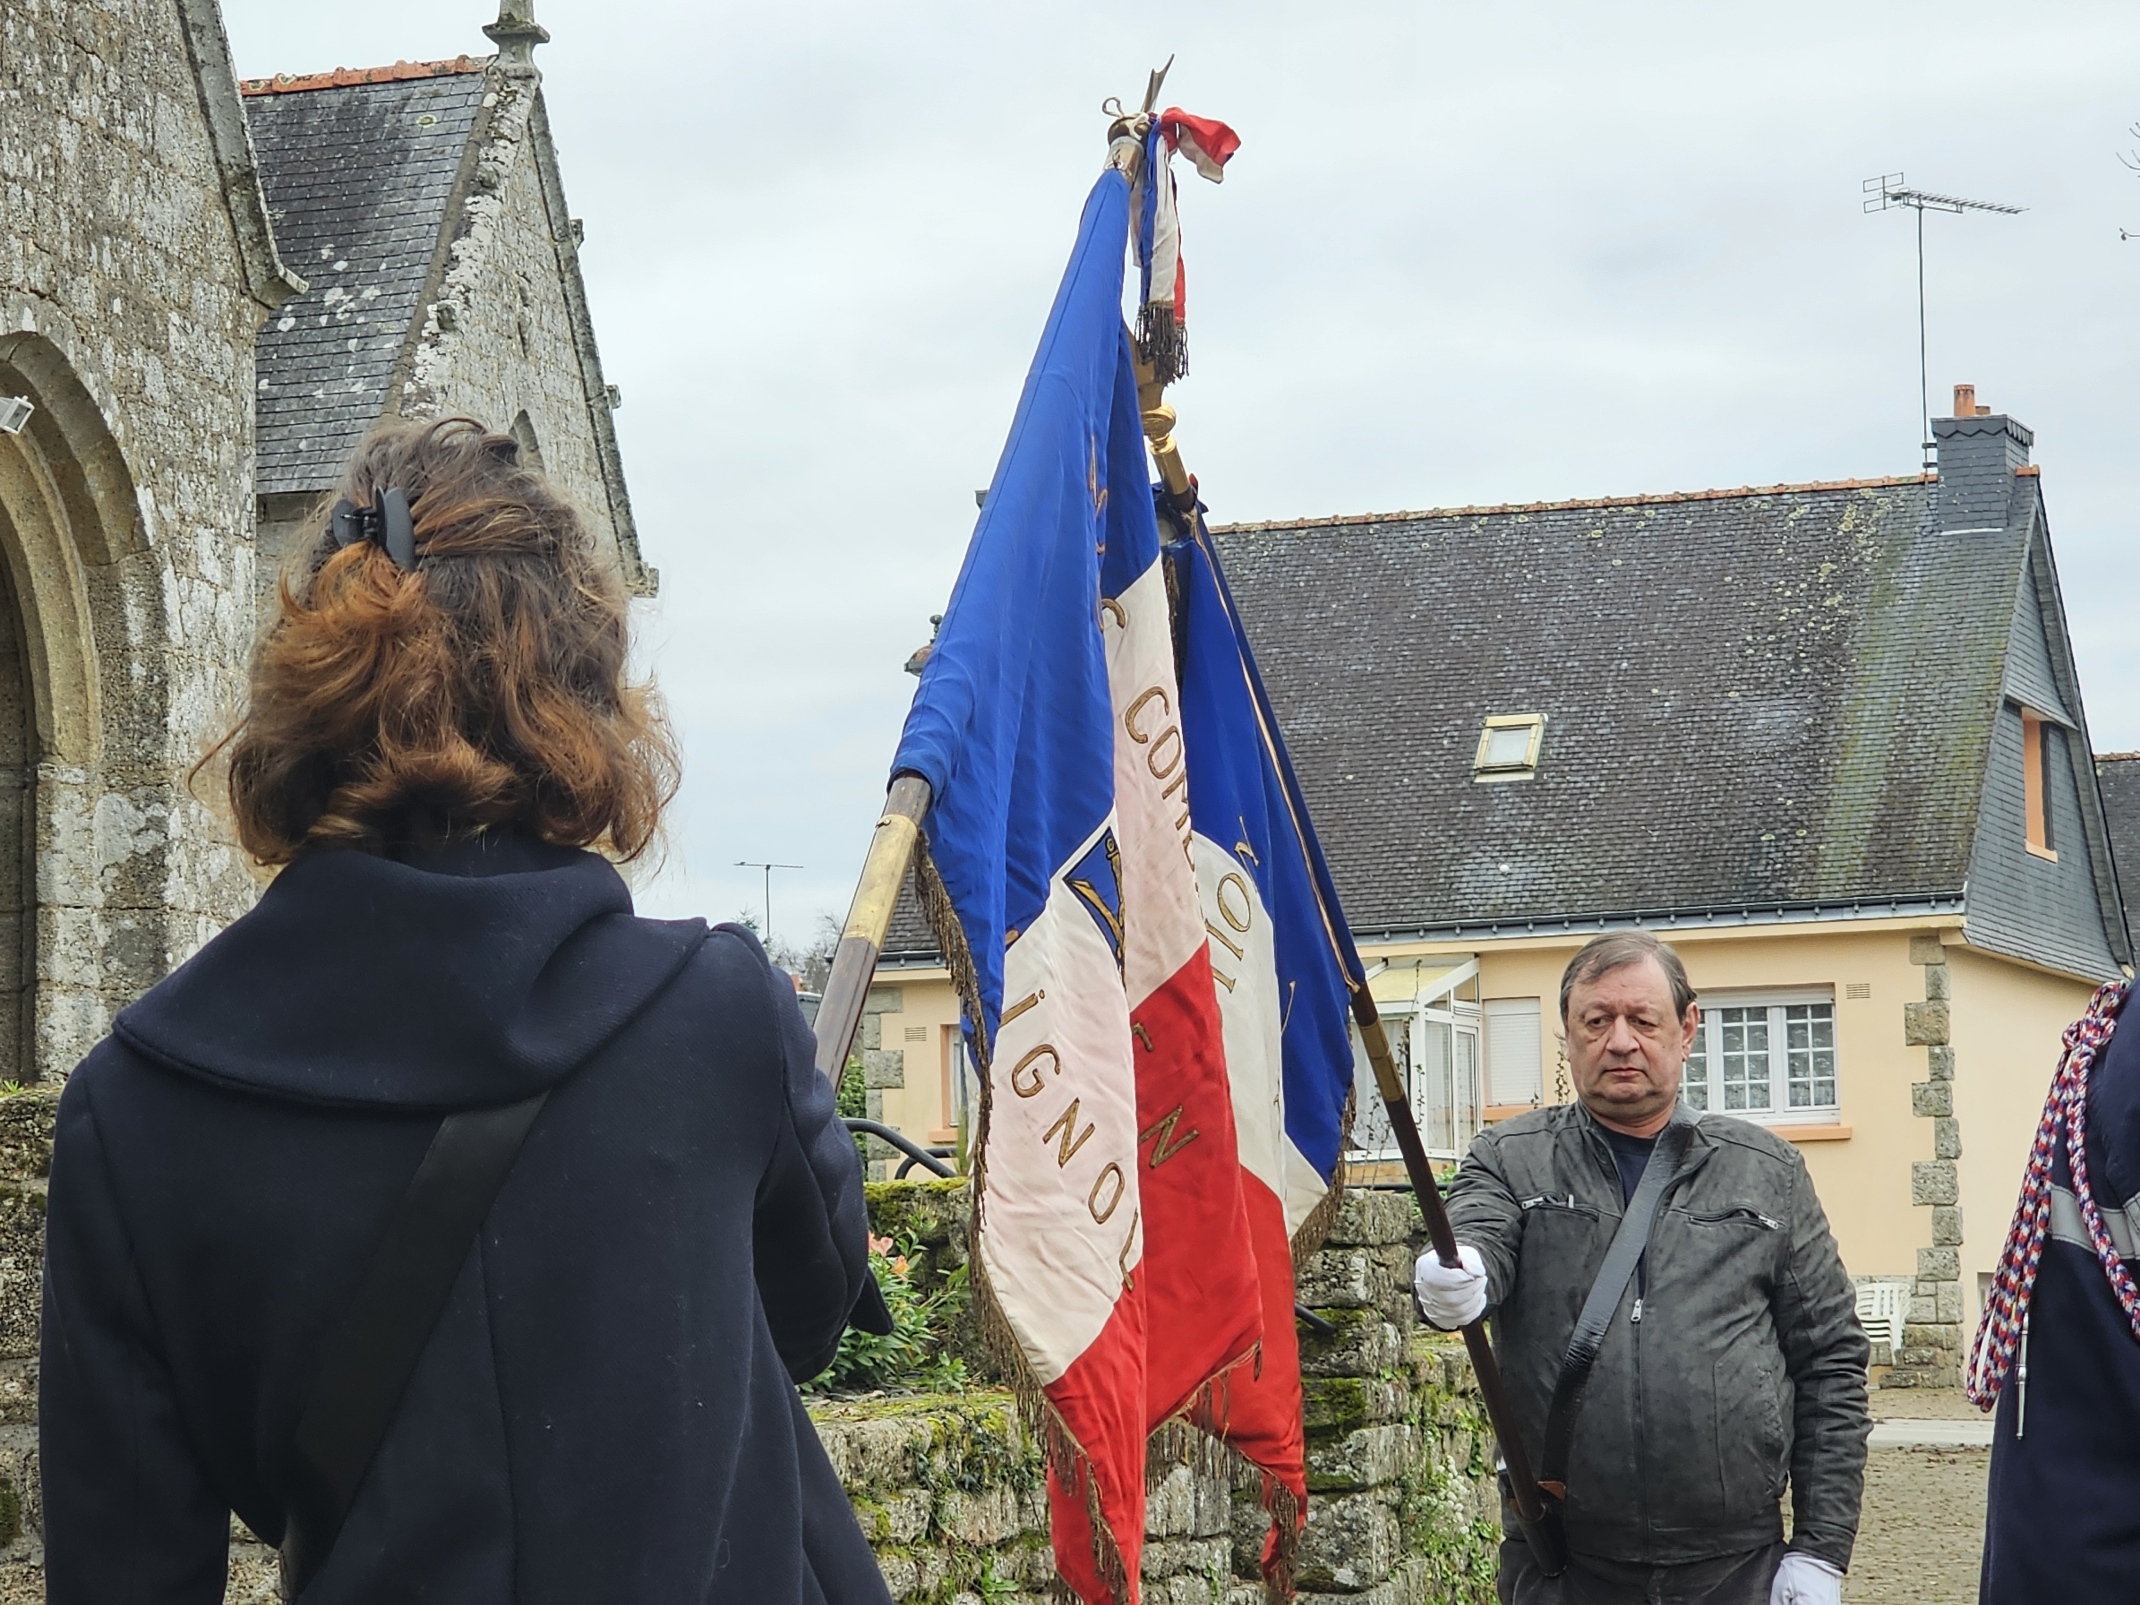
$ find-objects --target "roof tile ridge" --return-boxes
[1207,472,1936,535]
[240,55,496,96]
[2097,751,2140,764]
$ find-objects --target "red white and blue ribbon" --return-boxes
[1133,110,1241,385]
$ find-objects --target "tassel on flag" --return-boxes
[1132,108,1241,385]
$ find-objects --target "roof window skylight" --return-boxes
[1474,713,1545,781]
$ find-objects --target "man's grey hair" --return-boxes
[1558,931,1697,1021]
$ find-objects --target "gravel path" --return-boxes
[1846,1446,1988,1605]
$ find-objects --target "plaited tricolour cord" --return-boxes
[1966,980,2134,1408]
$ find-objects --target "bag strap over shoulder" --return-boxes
[279,1090,550,1597]
[1536,1114,1694,1498]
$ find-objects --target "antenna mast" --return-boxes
[1863,174,2023,470]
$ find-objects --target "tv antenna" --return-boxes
[1862,174,2023,469]
[735,860,803,950]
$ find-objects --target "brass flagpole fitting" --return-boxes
[1135,382,1197,521]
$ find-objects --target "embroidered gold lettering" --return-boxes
[1139,1104,1200,1168]
[1044,1099,1096,1166]
[1124,687,1170,744]
[1088,1161,1126,1223]
[1010,1044,1060,1099]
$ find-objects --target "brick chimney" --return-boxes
[1933,382,2032,530]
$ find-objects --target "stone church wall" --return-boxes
[0,0,276,1082]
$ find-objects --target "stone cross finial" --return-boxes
[484,0,550,65]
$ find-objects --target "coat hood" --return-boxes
[114,834,708,1110]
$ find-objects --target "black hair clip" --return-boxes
[329,488,417,572]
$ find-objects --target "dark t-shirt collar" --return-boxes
[1600,1123,1659,1203]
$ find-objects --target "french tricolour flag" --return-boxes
[893,169,1261,1605]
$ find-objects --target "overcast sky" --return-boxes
[221,1,2140,943]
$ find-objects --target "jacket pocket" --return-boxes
[1519,1194,1602,1221]
[1714,1350,1789,1517]
[1684,1206,1784,1233]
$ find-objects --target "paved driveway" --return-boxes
[1847,1392,1990,1603]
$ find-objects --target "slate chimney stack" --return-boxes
[1933,382,2032,531]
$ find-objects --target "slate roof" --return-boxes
[2096,753,2140,950]
[1207,476,2030,937]
[243,62,490,495]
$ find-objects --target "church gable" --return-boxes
[399,62,651,593]
[242,32,649,595]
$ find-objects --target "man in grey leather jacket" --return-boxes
[1414,933,1869,1605]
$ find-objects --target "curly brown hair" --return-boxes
[213,417,677,864]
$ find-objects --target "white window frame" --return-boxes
[1473,712,1545,782]
[1682,987,1839,1126]
[1348,960,1486,1163]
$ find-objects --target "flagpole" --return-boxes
[813,773,931,1081]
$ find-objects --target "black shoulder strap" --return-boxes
[1536,1116,1693,1497]
[280,1091,550,1597]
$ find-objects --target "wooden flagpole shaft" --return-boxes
[813,773,932,1083]
[1348,990,1554,1535]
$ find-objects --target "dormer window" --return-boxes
[2021,709,2058,861]
[1474,713,1545,782]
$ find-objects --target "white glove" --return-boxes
[1769,1551,1843,1605]
[1413,1244,1488,1329]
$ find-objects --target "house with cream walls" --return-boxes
[873,385,2129,1388]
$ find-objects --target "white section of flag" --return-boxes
[978,824,1145,1386]
[1192,831,1286,1202]
[1105,559,1205,1011]
[1282,1142,1331,1239]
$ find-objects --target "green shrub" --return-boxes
[804,1234,970,1396]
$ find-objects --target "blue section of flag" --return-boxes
[1169,520,1364,1189]
[891,170,1159,1046]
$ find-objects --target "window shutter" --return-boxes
[1485,999,1543,1106]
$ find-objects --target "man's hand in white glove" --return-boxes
[1412,1244,1488,1330]
[1769,1551,1843,1605]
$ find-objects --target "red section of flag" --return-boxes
[1133,946,1263,1427]
[1044,1288,1150,1605]
[1199,1171,1308,1585]
[1158,109,1242,182]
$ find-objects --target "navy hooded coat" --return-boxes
[1981,986,2140,1602]
[38,833,895,1604]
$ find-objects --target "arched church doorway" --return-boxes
[0,329,145,1083]
[0,558,34,1082]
